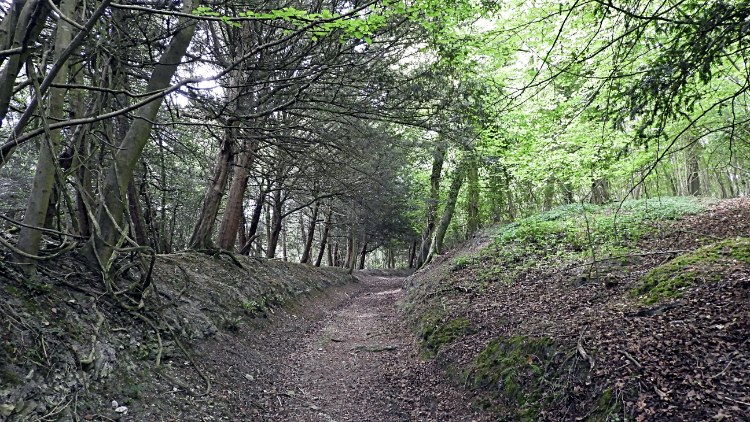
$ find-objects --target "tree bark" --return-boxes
[358,237,368,270]
[300,201,320,263]
[217,138,253,250]
[416,147,445,268]
[0,0,50,131]
[348,225,358,274]
[189,133,234,249]
[238,189,266,254]
[314,207,332,267]
[465,155,479,237]
[408,240,417,268]
[281,218,288,261]
[590,177,610,205]
[1,0,112,167]
[542,177,555,211]
[687,142,701,196]
[85,0,198,267]
[68,56,93,238]
[14,0,73,266]
[266,190,283,258]
[126,177,149,246]
[428,162,466,259]
[238,212,248,250]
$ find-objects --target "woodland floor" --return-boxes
[136,274,490,422]
[252,274,490,422]
[6,198,748,422]
[128,198,748,422]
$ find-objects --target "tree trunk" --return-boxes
[542,177,555,211]
[42,181,60,232]
[416,147,445,268]
[713,170,728,199]
[238,212,248,250]
[239,189,266,254]
[85,0,198,267]
[300,201,320,263]
[15,0,73,267]
[0,0,50,131]
[68,56,93,238]
[465,155,480,237]
[127,177,149,246]
[561,182,574,204]
[266,190,283,258]
[189,134,234,249]
[247,190,266,239]
[590,178,610,205]
[408,240,417,268]
[314,207,332,267]
[217,138,252,250]
[348,225,358,274]
[687,142,701,196]
[281,218,288,261]
[428,162,466,259]
[345,233,353,269]
[358,237,368,270]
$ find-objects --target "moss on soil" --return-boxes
[467,336,556,420]
[584,387,623,422]
[418,310,472,356]
[464,336,619,421]
[635,237,750,304]
[0,369,22,387]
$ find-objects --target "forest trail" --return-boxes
[255,274,489,422]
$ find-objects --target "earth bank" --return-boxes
[401,198,750,421]
[0,251,363,421]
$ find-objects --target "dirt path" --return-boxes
[255,274,489,422]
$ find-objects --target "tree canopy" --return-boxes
[0,0,748,273]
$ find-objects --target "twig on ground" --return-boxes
[617,349,642,368]
[719,395,750,407]
[350,345,399,353]
[711,359,734,379]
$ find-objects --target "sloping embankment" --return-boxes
[0,252,359,421]
[401,199,750,421]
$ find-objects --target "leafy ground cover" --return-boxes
[403,197,750,421]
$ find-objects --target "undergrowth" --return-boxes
[447,197,706,289]
[494,197,705,250]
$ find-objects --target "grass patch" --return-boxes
[635,237,750,304]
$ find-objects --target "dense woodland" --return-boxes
[1,0,749,273]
